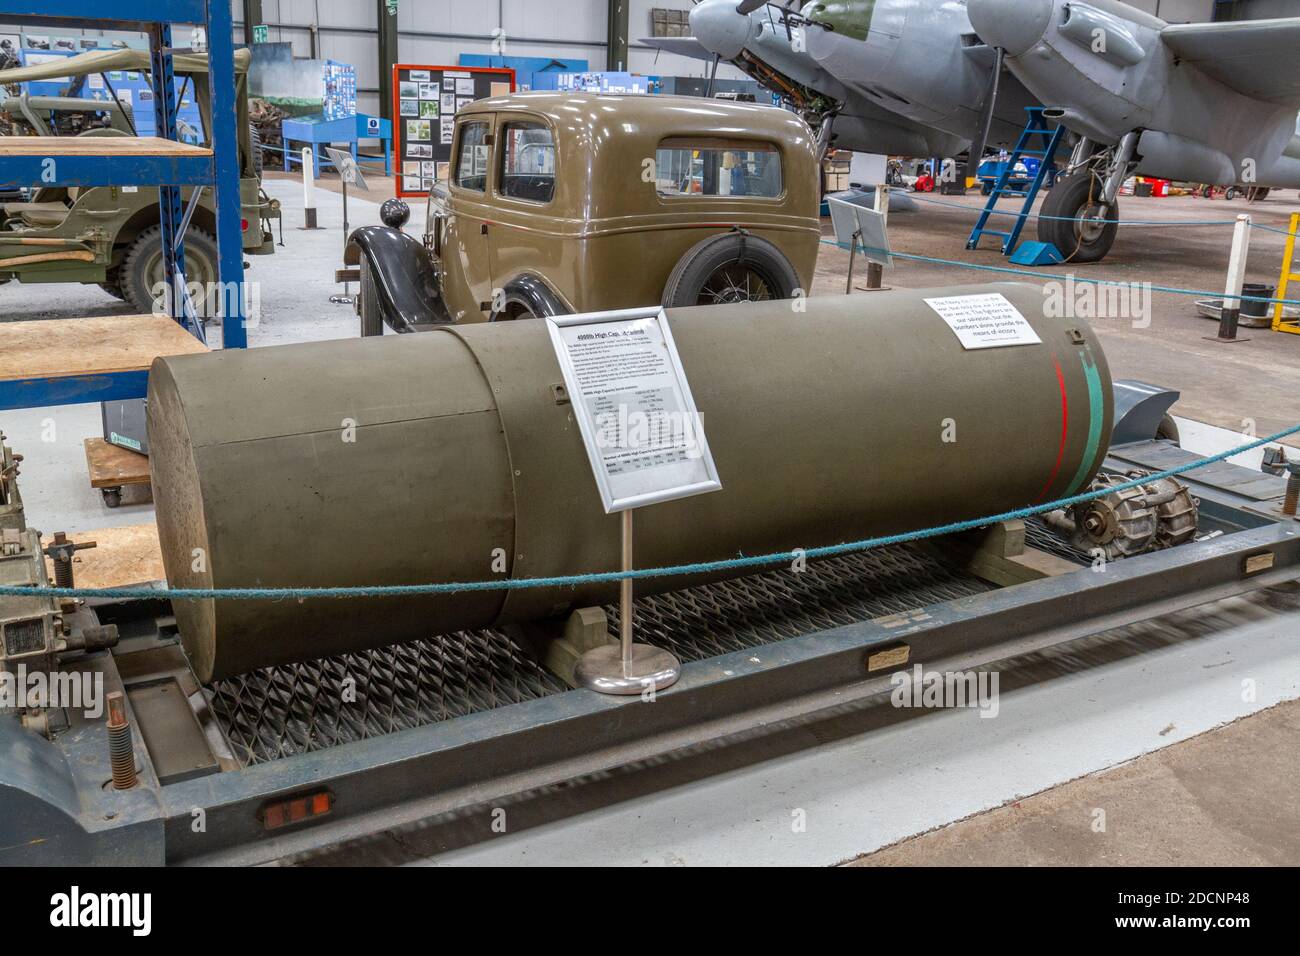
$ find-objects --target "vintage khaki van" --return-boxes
[346,91,821,332]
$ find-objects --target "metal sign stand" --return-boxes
[828,192,892,296]
[573,509,682,695]
[845,227,863,295]
[325,146,368,306]
[546,306,723,697]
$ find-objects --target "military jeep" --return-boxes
[346,92,821,332]
[0,48,279,313]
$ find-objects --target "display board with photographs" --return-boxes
[392,64,515,198]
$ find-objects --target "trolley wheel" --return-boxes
[102,487,123,509]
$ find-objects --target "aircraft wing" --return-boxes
[634,37,718,63]
[1161,18,1300,108]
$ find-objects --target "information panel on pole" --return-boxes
[546,307,722,514]
[391,63,514,198]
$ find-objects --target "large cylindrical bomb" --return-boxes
[148,284,1112,681]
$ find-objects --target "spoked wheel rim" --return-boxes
[696,262,775,305]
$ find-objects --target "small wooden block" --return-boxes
[867,644,911,673]
[84,438,151,489]
[1244,552,1275,575]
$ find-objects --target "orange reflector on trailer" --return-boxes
[260,790,334,830]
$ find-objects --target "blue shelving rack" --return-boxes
[0,0,246,411]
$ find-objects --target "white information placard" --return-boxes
[547,307,722,514]
[324,147,369,191]
[925,293,1042,350]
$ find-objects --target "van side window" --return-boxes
[499,122,556,203]
[455,122,491,192]
[654,138,782,198]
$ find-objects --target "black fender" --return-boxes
[345,225,449,331]
[491,273,573,320]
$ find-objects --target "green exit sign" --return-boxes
[252,24,269,44]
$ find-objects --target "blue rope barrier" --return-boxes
[4,423,1298,602]
[1248,220,1300,239]
[826,238,1300,308]
[902,191,1241,227]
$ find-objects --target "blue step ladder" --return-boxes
[966,107,1067,256]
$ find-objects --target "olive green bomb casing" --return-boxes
[148,284,1112,682]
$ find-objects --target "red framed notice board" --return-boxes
[392,63,516,198]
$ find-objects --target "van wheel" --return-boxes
[662,232,801,308]
[359,258,384,336]
[1037,173,1119,264]
[121,225,219,315]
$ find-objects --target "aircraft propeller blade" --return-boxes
[736,1,769,13]
[965,46,1005,181]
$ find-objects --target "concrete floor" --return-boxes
[852,696,1300,867]
[3,176,1300,866]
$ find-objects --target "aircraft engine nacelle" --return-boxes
[969,0,1166,145]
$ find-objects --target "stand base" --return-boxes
[575,643,682,696]
[1202,335,1250,344]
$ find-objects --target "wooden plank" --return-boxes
[67,524,163,589]
[0,136,212,159]
[83,438,151,489]
[0,314,207,382]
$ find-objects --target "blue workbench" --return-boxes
[281,113,392,177]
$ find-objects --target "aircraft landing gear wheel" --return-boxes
[358,258,383,337]
[662,232,800,308]
[1037,173,1119,264]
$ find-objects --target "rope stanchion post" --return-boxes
[301,147,320,230]
[1210,214,1252,343]
[866,185,889,290]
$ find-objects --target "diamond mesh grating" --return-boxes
[208,542,994,765]
[615,543,996,662]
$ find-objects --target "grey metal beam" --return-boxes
[607,0,630,72]
[377,0,399,123]
[241,0,263,47]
